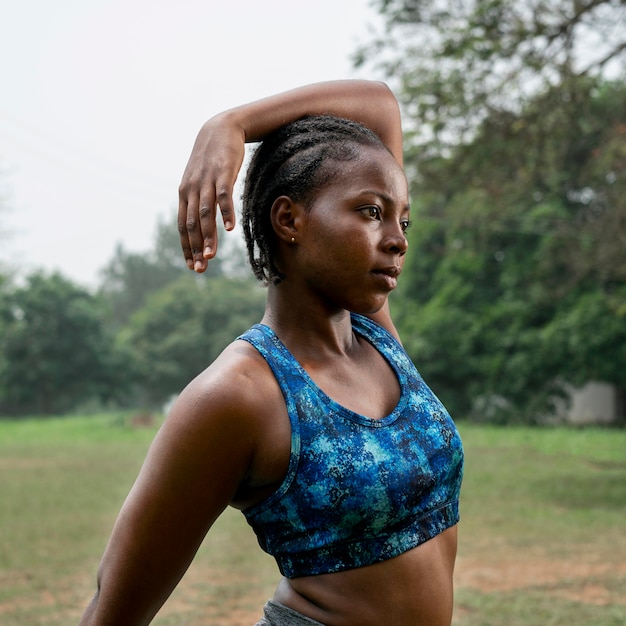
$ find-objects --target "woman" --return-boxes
[79,80,463,626]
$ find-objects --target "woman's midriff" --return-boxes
[272,525,458,626]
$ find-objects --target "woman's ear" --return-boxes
[270,196,306,244]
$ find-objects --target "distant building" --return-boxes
[560,381,624,426]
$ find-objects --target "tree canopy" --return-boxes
[365,0,626,421]
[1,0,624,422]
[0,273,131,416]
[358,0,626,163]
[119,275,265,407]
[0,211,259,416]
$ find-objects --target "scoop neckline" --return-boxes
[257,319,408,427]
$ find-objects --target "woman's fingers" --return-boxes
[199,181,237,261]
[198,200,217,260]
[215,182,236,233]
[178,119,245,271]
[179,179,213,272]
[179,186,235,273]
[178,194,195,271]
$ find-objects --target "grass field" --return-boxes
[1,413,625,625]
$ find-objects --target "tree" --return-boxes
[0,273,132,416]
[98,212,247,328]
[390,78,626,422]
[98,214,192,328]
[361,0,626,421]
[358,0,626,168]
[119,274,266,407]
[0,274,13,408]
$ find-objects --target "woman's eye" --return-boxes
[361,206,381,220]
[401,219,412,233]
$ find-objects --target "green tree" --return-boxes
[358,0,626,168]
[0,273,132,416]
[391,78,626,422]
[98,212,247,328]
[363,0,626,421]
[119,274,265,407]
[99,214,191,328]
[0,274,12,408]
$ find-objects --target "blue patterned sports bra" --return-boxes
[238,314,464,578]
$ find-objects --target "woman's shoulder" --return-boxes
[167,338,290,505]
[156,337,288,491]
[179,337,279,420]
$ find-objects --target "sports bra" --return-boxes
[238,314,463,578]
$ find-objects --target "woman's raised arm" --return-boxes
[178,80,403,272]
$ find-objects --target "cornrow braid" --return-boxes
[242,115,388,285]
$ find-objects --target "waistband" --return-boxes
[254,600,326,626]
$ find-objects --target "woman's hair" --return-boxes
[242,115,388,285]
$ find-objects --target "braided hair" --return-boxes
[242,115,388,285]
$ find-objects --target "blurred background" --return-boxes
[0,0,380,286]
[2,0,624,424]
[1,3,625,624]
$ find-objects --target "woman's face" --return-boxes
[293,145,410,315]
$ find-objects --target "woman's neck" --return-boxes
[261,284,356,359]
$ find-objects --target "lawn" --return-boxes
[1,413,624,625]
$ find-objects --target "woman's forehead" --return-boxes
[317,148,408,204]
[336,146,406,187]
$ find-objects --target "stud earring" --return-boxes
[290,237,296,244]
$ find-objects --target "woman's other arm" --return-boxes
[78,358,260,626]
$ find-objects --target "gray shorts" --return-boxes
[255,600,326,625]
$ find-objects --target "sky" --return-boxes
[0,0,382,288]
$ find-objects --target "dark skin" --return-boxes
[79,82,458,626]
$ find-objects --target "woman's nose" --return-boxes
[382,223,408,255]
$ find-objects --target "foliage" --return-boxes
[363,0,626,422]
[0,208,258,416]
[98,214,192,328]
[358,0,626,164]
[98,212,247,328]
[99,214,259,408]
[119,274,266,407]
[0,273,133,416]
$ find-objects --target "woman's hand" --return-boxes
[178,114,245,272]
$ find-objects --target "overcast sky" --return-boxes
[0,0,382,288]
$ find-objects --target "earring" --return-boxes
[290,237,296,244]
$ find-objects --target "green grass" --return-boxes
[453,423,626,626]
[0,413,161,624]
[1,415,625,625]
